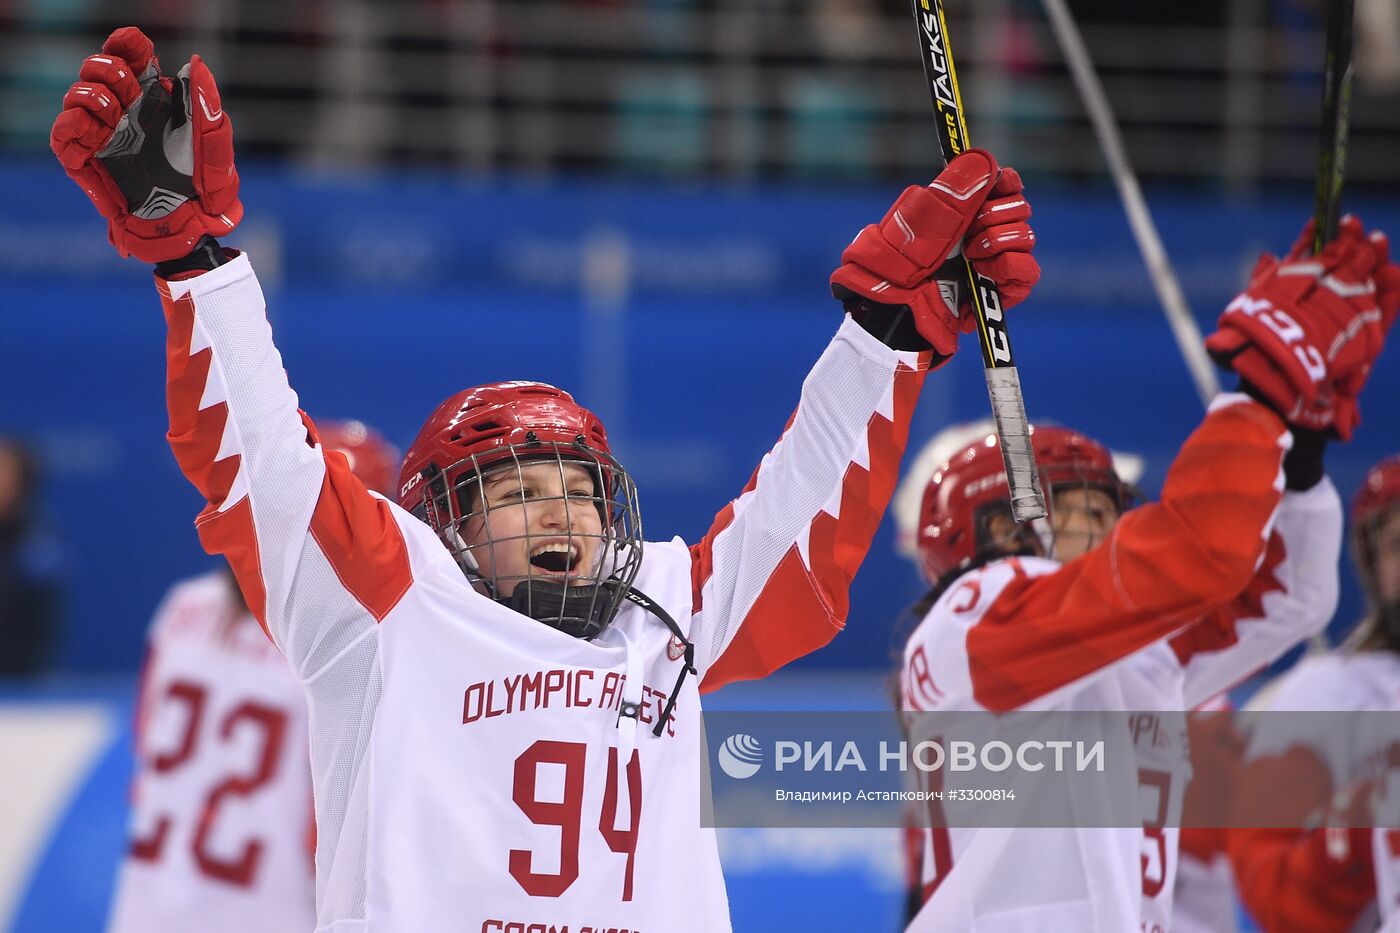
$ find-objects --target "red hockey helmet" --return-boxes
[1351,455,1400,604]
[316,419,399,497]
[916,425,1131,583]
[1352,455,1400,529]
[398,381,642,639]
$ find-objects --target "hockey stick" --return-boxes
[1038,0,1220,408]
[910,0,1046,522]
[1313,0,1355,253]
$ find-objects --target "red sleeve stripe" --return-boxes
[689,446,767,615]
[700,361,925,690]
[309,451,413,623]
[162,286,238,509]
[196,499,270,637]
[162,276,413,630]
[160,282,272,638]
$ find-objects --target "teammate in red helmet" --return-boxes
[55,27,1041,931]
[1226,455,1400,933]
[316,420,399,501]
[897,214,1399,929]
[1353,456,1400,644]
[914,424,1134,583]
[107,420,398,933]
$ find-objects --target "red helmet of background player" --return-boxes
[1351,454,1400,605]
[397,381,642,639]
[316,419,399,497]
[916,425,1132,584]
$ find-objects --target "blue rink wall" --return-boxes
[0,157,1363,930]
[2,156,1397,674]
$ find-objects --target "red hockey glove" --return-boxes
[50,26,241,263]
[962,165,1039,311]
[1205,215,1400,440]
[830,149,1039,357]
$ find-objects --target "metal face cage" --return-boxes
[422,438,643,639]
[1038,469,1136,562]
[971,467,1135,566]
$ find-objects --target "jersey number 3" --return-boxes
[511,740,642,901]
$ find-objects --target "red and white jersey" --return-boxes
[1232,650,1400,932]
[107,570,315,933]
[1171,850,1240,933]
[900,395,1342,932]
[155,255,930,932]
[1173,695,1243,933]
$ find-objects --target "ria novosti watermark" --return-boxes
[717,734,1104,780]
[701,710,1400,830]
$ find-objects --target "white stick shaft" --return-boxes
[985,367,1046,523]
[1039,0,1221,408]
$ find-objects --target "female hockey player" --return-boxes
[1227,454,1400,933]
[896,216,1398,930]
[53,26,1039,932]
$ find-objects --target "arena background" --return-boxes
[2,0,1399,929]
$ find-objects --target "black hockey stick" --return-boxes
[1313,0,1355,253]
[909,0,1046,521]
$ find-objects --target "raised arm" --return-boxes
[689,319,929,689]
[1171,475,1342,709]
[1170,209,1400,706]
[691,151,1041,690]
[954,394,1290,711]
[53,29,413,676]
[160,259,412,653]
[923,211,1398,712]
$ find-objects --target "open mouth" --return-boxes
[529,542,581,574]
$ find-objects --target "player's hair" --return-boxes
[1344,462,1400,653]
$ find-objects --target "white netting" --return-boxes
[275,537,385,924]
[184,260,384,924]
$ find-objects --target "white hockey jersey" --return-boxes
[107,570,316,933]
[155,254,931,932]
[1172,694,1243,933]
[1234,650,1400,932]
[900,395,1342,932]
[1171,849,1241,933]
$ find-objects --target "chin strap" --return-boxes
[499,578,627,640]
[620,586,698,738]
[496,578,697,739]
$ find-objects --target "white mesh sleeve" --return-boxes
[690,315,929,688]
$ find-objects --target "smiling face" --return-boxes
[1049,486,1121,563]
[981,484,1121,567]
[459,459,606,597]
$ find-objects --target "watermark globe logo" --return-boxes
[718,733,764,779]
